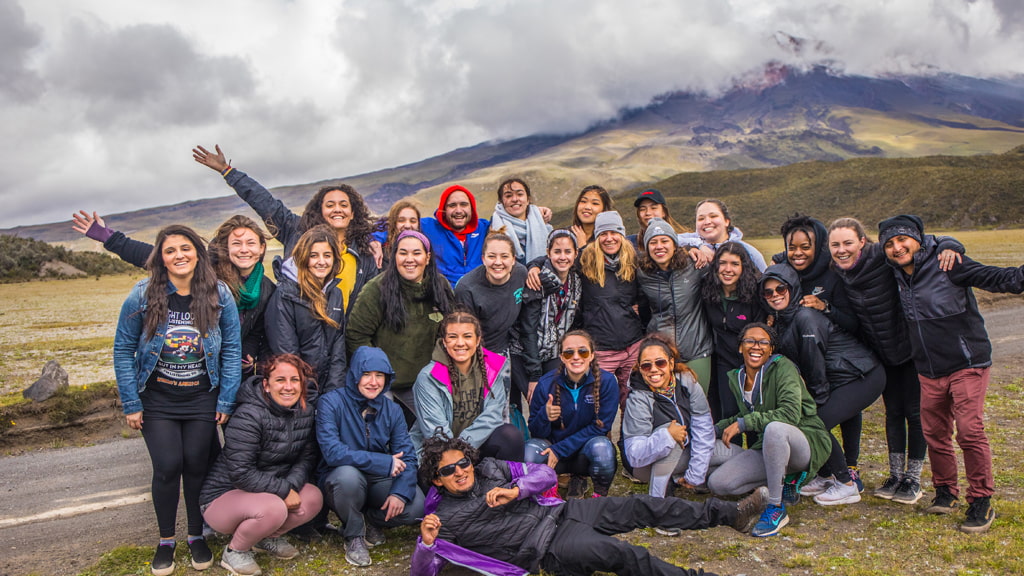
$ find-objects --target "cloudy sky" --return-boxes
[2,0,1022,229]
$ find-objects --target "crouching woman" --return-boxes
[200,354,322,575]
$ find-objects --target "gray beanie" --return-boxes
[643,217,677,247]
[593,211,626,237]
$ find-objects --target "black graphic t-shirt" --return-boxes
[142,292,217,419]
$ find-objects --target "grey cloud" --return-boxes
[44,19,255,129]
[0,0,44,102]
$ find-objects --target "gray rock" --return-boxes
[22,360,69,402]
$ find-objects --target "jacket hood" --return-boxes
[790,217,831,283]
[344,346,395,400]
[434,185,479,239]
[760,263,803,320]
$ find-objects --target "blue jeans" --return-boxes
[525,436,617,489]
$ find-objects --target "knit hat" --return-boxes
[593,211,626,237]
[633,188,667,207]
[878,214,924,246]
[643,217,677,248]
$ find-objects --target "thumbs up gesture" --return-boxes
[546,394,561,421]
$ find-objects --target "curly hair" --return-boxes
[418,428,480,488]
[291,225,341,329]
[779,213,818,247]
[207,214,268,299]
[701,242,762,305]
[259,353,315,410]
[555,330,604,429]
[296,184,374,255]
[638,235,690,274]
[635,333,697,382]
[437,308,487,397]
[143,225,219,338]
[739,322,778,353]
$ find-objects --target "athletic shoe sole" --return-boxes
[959,510,995,534]
[191,558,214,570]
[752,514,789,538]
[654,527,682,536]
[813,492,862,506]
[220,559,262,576]
[892,491,924,505]
[151,563,175,576]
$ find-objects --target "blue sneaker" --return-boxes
[782,471,806,505]
[751,504,789,537]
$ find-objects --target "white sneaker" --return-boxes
[799,475,835,497]
[813,481,862,506]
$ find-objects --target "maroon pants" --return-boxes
[918,367,994,502]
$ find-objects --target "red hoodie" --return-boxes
[435,185,479,242]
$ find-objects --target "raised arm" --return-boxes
[72,210,153,269]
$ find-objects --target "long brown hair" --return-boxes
[291,225,341,329]
[208,215,268,299]
[555,330,604,428]
[571,185,613,242]
[259,353,314,411]
[143,225,220,338]
[385,200,423,252]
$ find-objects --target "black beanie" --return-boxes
[878,214,924,246]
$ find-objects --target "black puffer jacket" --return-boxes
[772,218,858,334]
[578,262,645,351]
[703,292,768,375]
[762,264,878,406]
[200,375,318,506]
[265,271,347,393]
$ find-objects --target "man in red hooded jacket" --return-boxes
[420,185,490,287]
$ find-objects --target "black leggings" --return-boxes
[478,424,526,462]
[815,364,885,482]
[882,361,927,460]
[141,418,217,537]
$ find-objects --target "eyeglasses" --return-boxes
[762,284,789,299]
[639,358,670,372]
[740,338,771,348]
[560,348,592,360]
[436,457,472,478]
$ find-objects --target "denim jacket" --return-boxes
[113,278,242,415]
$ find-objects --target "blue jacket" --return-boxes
[316,346,418,503]
[420,216,490,288]
[528,368,618,459]
[113,278,242,415]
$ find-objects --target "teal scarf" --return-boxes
[237,262,264,311]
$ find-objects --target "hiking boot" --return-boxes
[925,486,959,514]
[254,537,298,560]
[848,467,864,493]
[221,547,261,576]
[874,475,901,500]
[151,542,176,576]
[959,497,995,534]
[364,521,386,548]
[813,481,861,506]
[733,487,769,533]
[892,478,923,505]
[566,475,588,499]
[345,536,372,567]
[654,527,682,536]
[799,475,834,497]
[751,504,789,537]
[188,536,214,570]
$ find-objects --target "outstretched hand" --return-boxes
[193,144,230,173]
[71,210,105,237]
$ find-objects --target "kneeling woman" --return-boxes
[623,334,715,505]
[412,310,524,460]
[526,330,619,498]
[706,324,831,537]
[200,354,322,575]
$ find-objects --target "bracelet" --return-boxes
[221,166,234,177]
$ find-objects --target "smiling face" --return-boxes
[443,322,480,373]
[717,252,743,293]
[696,202,730,244]
[829,227,866,271]
[433,449,475,493]
[559,334,593,380]
[394,207,420,233]
[740,326,773,371]
[482,238,515,285]
[500,182,529,219]
[576,190,604,225]
[321,189,353,231]
[395,236,429,283]
[647,235,676,269]
[444,191,473,232]
[763,278,791,311]
[306,241,335,281]
[883,235,921,272]
[227,227,265,276]
[638,345,672,392]
[548,237,577,276]
[786,230,815,271]
[598,230,622,256]
[264,362,302,408]
[161,234,198,282]
[357,370,387,400]
[637,199,666,227]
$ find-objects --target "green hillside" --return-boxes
[0,235,137,283]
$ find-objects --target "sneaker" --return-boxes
[959,497,995,534]
[566,475,588,499]
[344,536,372,567]
[848,467,864,493]
[364,521,386,548]
[151,542,176,576]
[925,486,959,514]
[751,504,789,537]
[188,536,214,570]
[621,468,643,484]
[253,537,298,560]
[892,478,924,505]
[733,486,770,533]
[813,481,862,506]
[654,527,682,536]
[799,475,835,497]
[221,547,261,576]
[782,472,805,505]
[874,475,901,500]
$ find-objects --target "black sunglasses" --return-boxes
[436,457,472,478]
[762,284,789,299]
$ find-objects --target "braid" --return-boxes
[475,348,487,394]
[592,374,603,429]
[445,355,460,396]
[552,376,564,430]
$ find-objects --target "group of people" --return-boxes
[89,143,1024,576]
